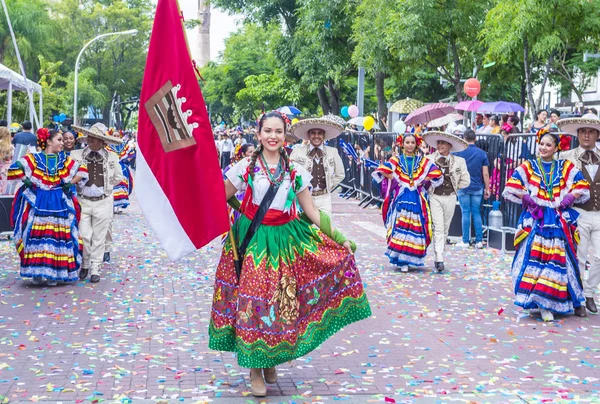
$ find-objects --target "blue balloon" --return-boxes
[58,113,67,123]
[53,115,60,122]
[341,106,349,118]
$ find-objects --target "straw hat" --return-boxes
[556,113,600,135]
[422,131,468,152]
[290,117,344,141]
[72,123,123,145]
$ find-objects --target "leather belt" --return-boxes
[312,189,329,196]
[80,194,108,202]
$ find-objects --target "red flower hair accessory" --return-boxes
[413,133,423,147]
[536,127,571,151]
[36,128,50,150]
[559,134,571,151]
[396,135,403,147]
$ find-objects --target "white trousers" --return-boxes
[430,194,457,262]
[574,208,600,298]
[105,213,114,253]
[313,193,333,216]
[80,196,113,275]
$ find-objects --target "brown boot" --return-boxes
[586,297,598,314]
[263,367,277,384]
[249,368,266,397]
[574,305,587,317]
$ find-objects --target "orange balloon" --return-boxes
[464,78,481,97]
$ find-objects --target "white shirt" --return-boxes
[226,158,312,212]
[220,139,234,153]
[234,137,247,146]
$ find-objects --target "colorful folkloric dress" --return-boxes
[503,159,590,314]
[107,143,135,209]
[209,157,371,368]
[8,152,88,281]
[376,154,442,267]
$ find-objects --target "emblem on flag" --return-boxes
[145,80,198,152]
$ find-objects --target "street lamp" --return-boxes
[73,29,138,125]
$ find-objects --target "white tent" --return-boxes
[0,62,43,126]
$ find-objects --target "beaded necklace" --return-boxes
[43,152,58,178]
[258,153,285,185]
[402,153,415,186]
[537,157,556,201]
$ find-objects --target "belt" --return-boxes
[80,194,108,202]
[312,189,329,196]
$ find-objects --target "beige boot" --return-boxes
[263,367,277,384]
[250,368,266,397]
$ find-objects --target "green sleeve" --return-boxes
[299,210,357,253]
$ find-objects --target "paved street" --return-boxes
[0,195,599,404]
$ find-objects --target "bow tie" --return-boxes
[309,148,324,158]
[581,150,599,165]
[436,157,449,167]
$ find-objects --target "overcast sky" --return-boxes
[179,0,241,62]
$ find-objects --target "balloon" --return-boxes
[348,105,359,118]
[464,78,481,97]
[58,113,66,123]
[363,116,375,131]
[291,118,299,125]
[52,115,59,122]
[393,120,407,134]
[340,106,349,118]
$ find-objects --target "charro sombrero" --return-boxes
[72,123,123,145]
[422,131,468,152]
[290,117,344,141]
[557,113,600,135]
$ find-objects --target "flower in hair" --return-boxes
[558,134,571,151]
[535,127,550,145]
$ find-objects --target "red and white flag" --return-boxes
[136,0,229,260]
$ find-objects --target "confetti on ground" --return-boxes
[0,195,598,403]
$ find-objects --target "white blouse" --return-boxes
[226,157,312,211]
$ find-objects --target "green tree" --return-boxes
[352,0,396,122]
[211,0,299,33]
[201,23,283,124]
[0,0,55,81]
[387,0,493,102]
[482,0,600,117]
[50,0,153,122]
[293,0,356,115]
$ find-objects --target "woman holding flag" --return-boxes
[502,129,589,321]
[209,111,371,397]
[375,133,442,272]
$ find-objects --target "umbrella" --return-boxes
[427,113,465,128]
[478,101,524,114]
[277,106,302,115]
[404,103,454,126]
[347,116,381,130]
[323,114,347,126]
[454,100,484,112]
[389,98,424,114]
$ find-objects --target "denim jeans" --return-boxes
[457,189,484,243]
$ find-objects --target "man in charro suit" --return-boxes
[423,131,471,273]
[290,117,345,216]
[559,113,600,315]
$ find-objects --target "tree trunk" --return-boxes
[520,78,526,112]
[375,71,387,127]
[317,86,331,115]
[523,38,537,122]
[450,38,463,102]
[535,55,553,110]
[326,79,340,115]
